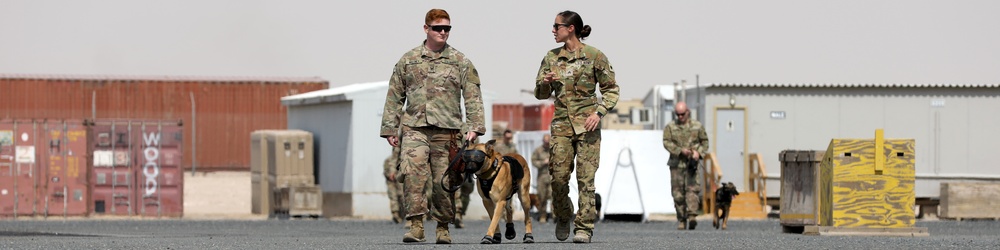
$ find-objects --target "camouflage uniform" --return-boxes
[384,146,404,223]
[662,119,709,223]
[380,41,486,225]
[530,142,552,222]
[494,140,518,155]
[534,44,619,238]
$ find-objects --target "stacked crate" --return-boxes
[250,130,320,217]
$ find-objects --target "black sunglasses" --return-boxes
[675,111,688,116]
[553,23,571,29]
[430,25,452,32]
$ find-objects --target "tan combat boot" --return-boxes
[677,219,687,230]
[454,213,464,229]
[403,216,425,243]
[435,222,452,244]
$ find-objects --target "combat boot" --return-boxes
[435,222,452,244]
[454,213,464,229]
[572,231,591,243]
[404,220,412,229]
[403,216,426,243]
[677,219,687,230]
[687,215,698,230]
[555,217,571,241]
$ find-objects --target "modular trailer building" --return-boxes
[674,83,1000,200]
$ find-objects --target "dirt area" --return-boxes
[183,171,265,220]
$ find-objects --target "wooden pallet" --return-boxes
[803,226,929,237]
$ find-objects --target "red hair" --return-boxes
[425,9,450,25]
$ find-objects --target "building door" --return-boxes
[715,108,747,191]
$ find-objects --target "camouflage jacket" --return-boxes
[494,141,518,155]
[380,42,486,137]
[662,119,710,169]
[534,44,620,137]
[531,144,551,171]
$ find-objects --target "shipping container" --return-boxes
[0,120,90,218]
[89,119,184,217]
[522,102,554,131]
[0,74,328,171]
[492,104,524,132]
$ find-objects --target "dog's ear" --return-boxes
[486,139,496,154]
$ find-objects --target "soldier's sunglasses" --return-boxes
[553,23,571,30]
[430,25,452,32]
[675,111,688,117]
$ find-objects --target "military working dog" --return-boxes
[459,139,534,244]
[713,182,740,230]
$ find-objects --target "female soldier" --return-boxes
[533,10,619,244]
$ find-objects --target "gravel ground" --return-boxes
[2,218,999,249]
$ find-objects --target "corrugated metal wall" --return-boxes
[0,75,328,171]
[684,85,1000,198]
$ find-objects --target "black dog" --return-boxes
[713,182,739,230]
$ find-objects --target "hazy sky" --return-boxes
[2,1,998,103]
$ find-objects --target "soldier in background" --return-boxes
[384,146,404,224]
[494,129,519,155]
[534,10,620,243]
[380,8,485,244]
[530,133,553,223]
[662,101,709,230]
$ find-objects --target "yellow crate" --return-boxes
[818,129,915,228]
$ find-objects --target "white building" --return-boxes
[281,81,496,218]
[674,83,1000,200]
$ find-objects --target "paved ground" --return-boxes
[2,218,999,249]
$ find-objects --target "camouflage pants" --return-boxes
[536,166,552,215]
[670,164,701,221]
[453,179,474,216]
[550,130,601,236]
[386,179,404,221]
[400,126,457,223]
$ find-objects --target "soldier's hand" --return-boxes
[464,131,478,143]
[388,172,396,182]
[681,148,691,156]
[543,72,559,83]
[387,136,399,147]
[692,151,701,161]
[585,113,601,131]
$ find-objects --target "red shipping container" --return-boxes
[0,74,327,171]
[492,103,524,132]
[89,119,184,217]
[0,119,89,218]
[522,103,555,131]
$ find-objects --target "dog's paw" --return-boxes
[713,220,719,229]
[522,233,534,243]
[505,223,516,239]
[492,233,502,244]
[481,235,495,244]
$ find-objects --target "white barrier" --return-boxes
[515,130,675,222]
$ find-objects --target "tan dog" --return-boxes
[713,182,740,230]
[463,139,534,244]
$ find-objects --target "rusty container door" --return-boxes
[1,120,39,217]
[132,120,184,217]
[0,120,43,217]
[90,120,137,216]
[40,120,90,217]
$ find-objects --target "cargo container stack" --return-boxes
[250,130,320,218]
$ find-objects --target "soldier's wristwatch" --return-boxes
[596,111,605,118]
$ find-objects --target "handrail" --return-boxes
[748,153,767,204]
[701,153,722,214]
